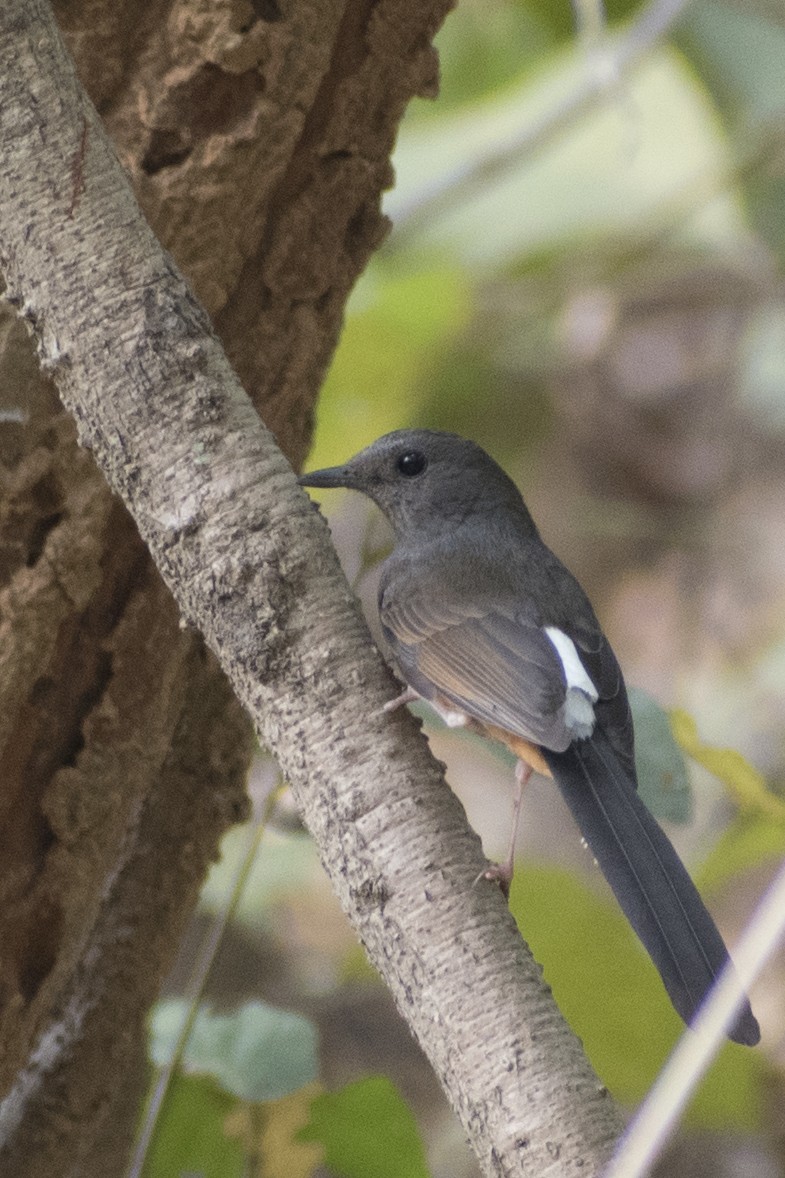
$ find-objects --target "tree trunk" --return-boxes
[0,0,451,1171]
[0,2,625,1175]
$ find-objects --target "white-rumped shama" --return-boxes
[299,429,759,1046]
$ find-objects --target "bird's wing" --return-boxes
[380,571,588,752]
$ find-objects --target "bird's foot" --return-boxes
[475,859,514,901]
[375,686,420,717]
[473,761,531,900]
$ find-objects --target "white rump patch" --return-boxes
[544,626,598,738]
[563,689,596,738]
[544,627,598,698]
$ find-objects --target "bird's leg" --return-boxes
[377,686,420,716]
[477,759,532,899]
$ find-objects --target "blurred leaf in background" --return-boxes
[225,1084,325,1178]
[143,1074,246,1178]
[509,866,766,1129]
[145,995,431,1176]
[306,265,470,473]
[630,688,692,822]
[389,45,748,267]
[299,1076,432,1178]
[149,999,319,1103]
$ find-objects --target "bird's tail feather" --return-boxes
[542,731,759,1046]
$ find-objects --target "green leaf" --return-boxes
[224,1084,325,1178]
[299,1076,431,1178]
[628,688,692,823]
[679,2,785,259]
[142,1073,245,1178]
[433,3,559,113]
[150,999,319,1103]
[510,865,765,1127]
[698,814,785,893]
[433,0,649,118]
[527,0,646,37]
[670,710,785,821]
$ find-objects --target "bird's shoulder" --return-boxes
[379,518,598,635]
[378,519,625,708]
[377,516,633,764]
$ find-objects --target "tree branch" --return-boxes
[0,2,624,1175]
[391,0,692,243]
[0,0,457,1168]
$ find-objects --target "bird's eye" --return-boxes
[396,450,427,477]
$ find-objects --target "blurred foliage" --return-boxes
[225,1084,325,1178]
[671,711,785,891]
[630,688,692,822]
[509,865,766,1128]
[388,49,745,267]
[150,999,319,1103]
[683,3,785,110]
[143,1074,245,1178]
[299,1077,432,1178]
[306,265,470,473]
[672,711,785,822]
[141,1018,430,1178]
[141,1,785,1174]
[198,826,320,928]
[699,814,785,894]
[140,1040,430,1178]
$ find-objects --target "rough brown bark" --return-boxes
[0,4,625,1178]
[0,295,253,1178]
[53,0,441,469]
[0,0,453,1173]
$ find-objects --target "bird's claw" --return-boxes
[474,860,513,901]
[373,687,420,717]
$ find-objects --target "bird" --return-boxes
[298,428,759,1046]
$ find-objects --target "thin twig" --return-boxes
[125,761,283,1178]
[604,855,785,1178]
[572,0,607,49]
[392,0,693,242]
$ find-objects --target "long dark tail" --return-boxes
[542,731,759,1046]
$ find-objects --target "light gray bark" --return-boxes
[0,2,625,1174]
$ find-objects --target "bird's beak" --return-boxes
[298,464,355,490]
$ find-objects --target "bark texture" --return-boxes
[0,274,254,1178]
[0,4,625,1177]
[0,0,453,1172]
[54,0,441,469]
